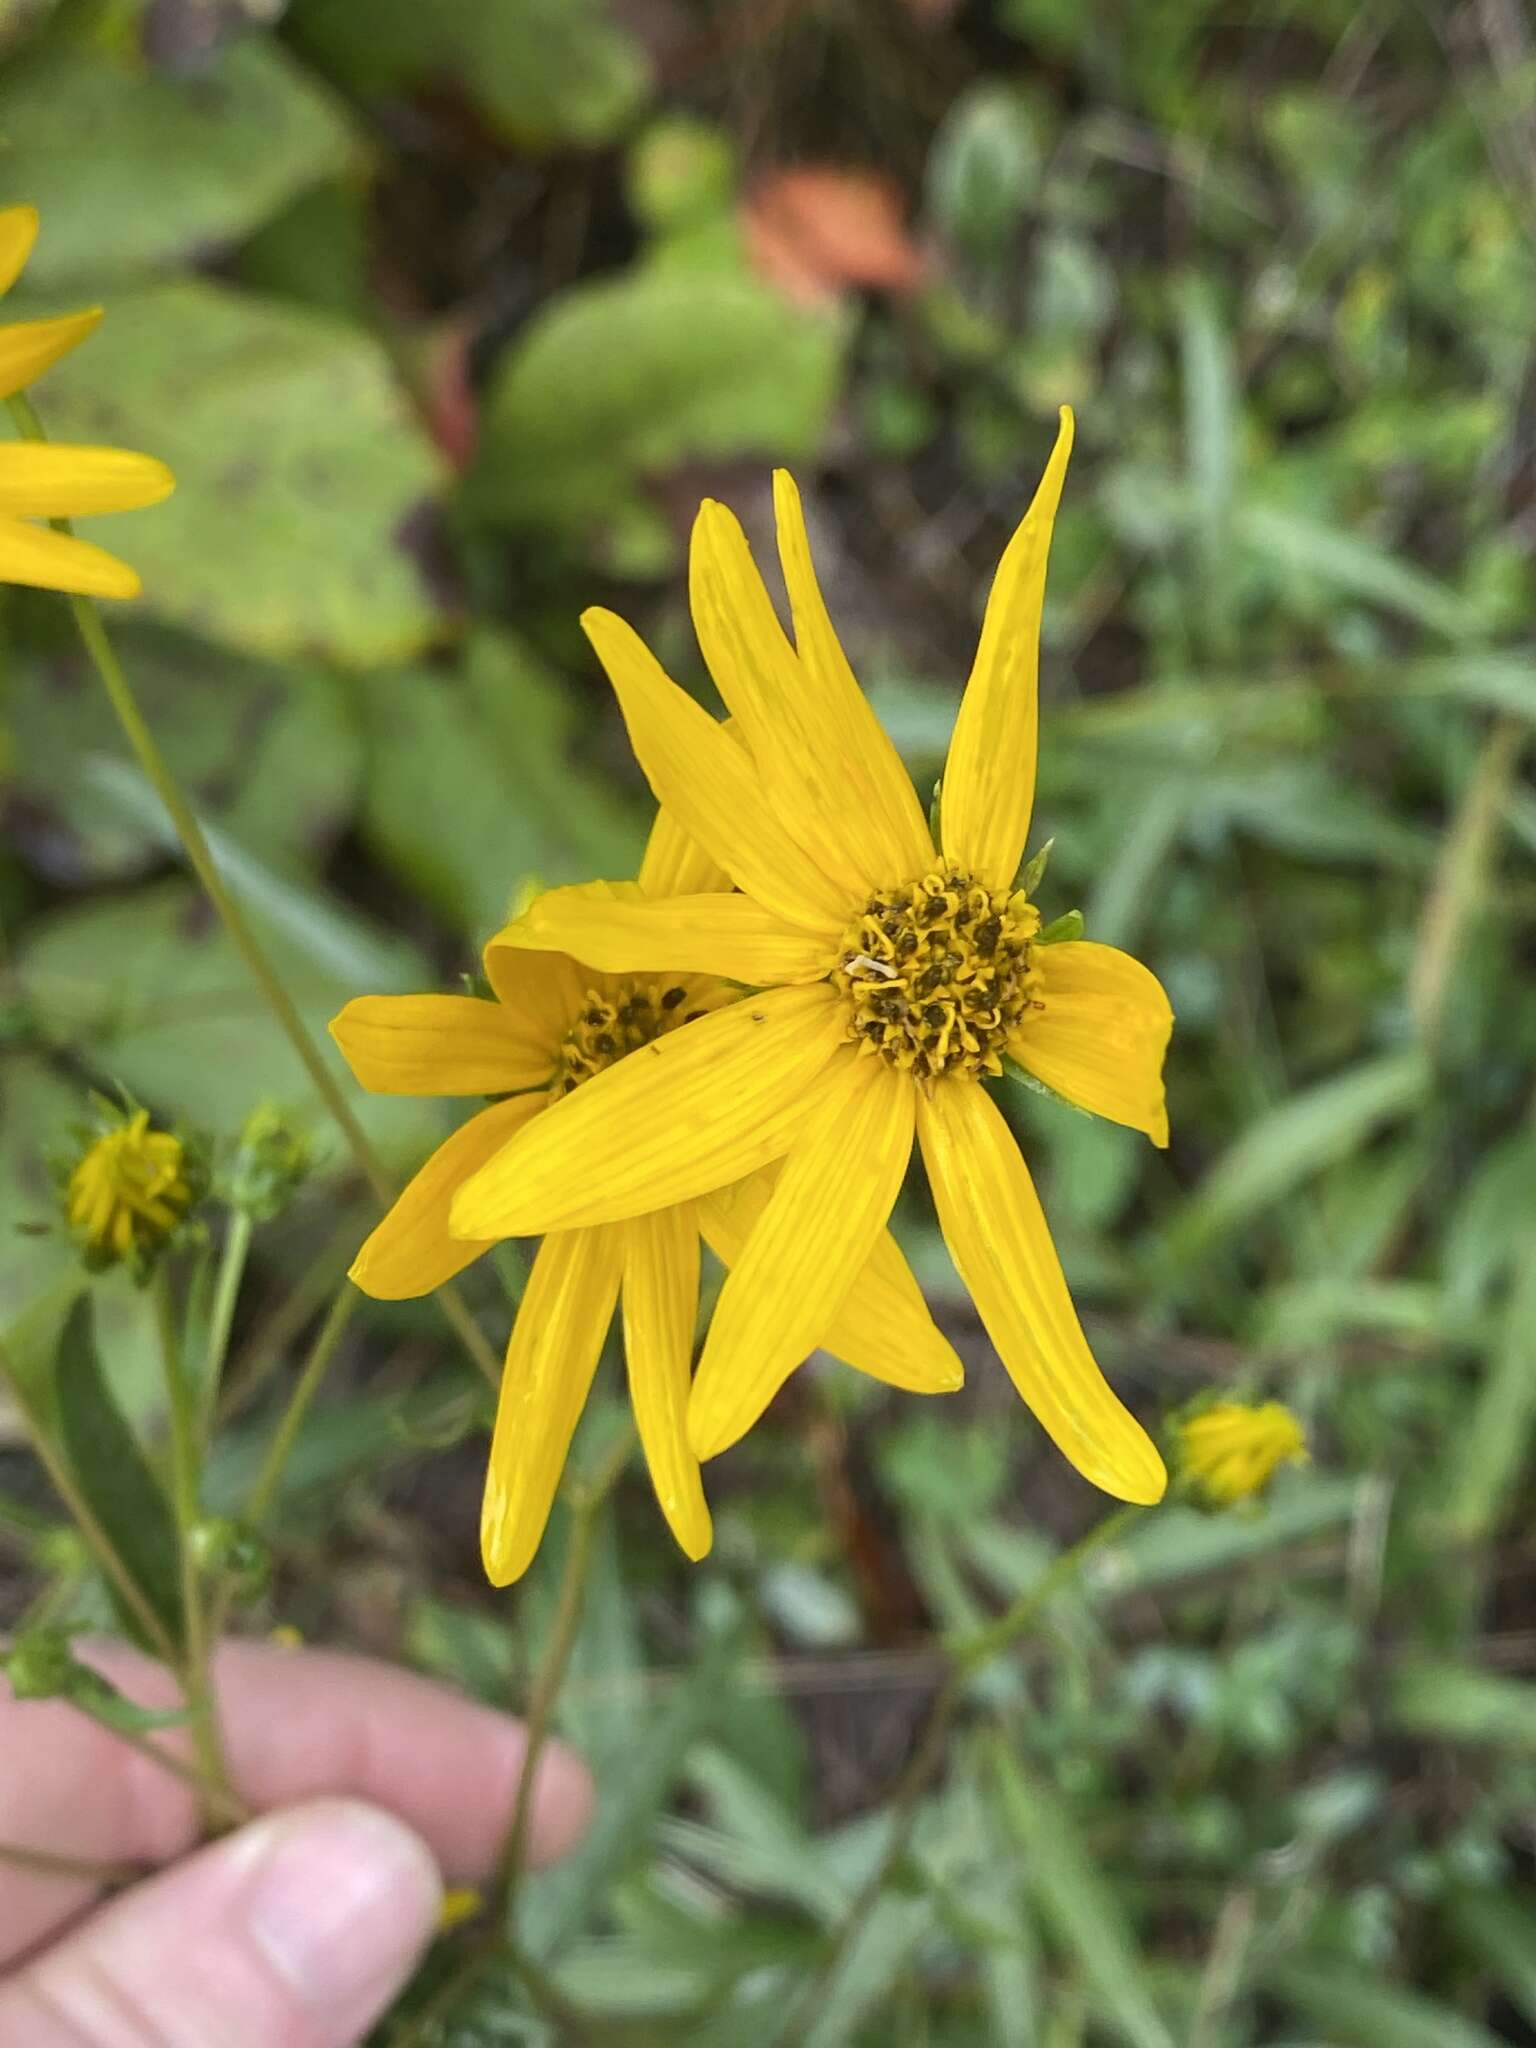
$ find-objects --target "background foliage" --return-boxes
[3,0,1536,2041]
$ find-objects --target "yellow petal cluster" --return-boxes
[66,1109,192,1266]
[1177,1401,1308,1507]
[0,205,173,598]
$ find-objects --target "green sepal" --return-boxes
[1035,909,1084,945]
[1016,837,1055,897]
[1002,1055,1092,1118]
[928,777,943,844]
[2,1626,191,1732]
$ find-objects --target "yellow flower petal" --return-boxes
[0,516,141,599]
[0,206,39,297]
[772,469,934,881]
[1011,940,1173,1146]
[941,407,1073,889]
[0,442,174,518]
[637,802,732,897]
[481,1226,623,1587]
[582,605,850,935]
[450,982,845,1238]
[688,1050,915,1459]
[698,1172,965,1398]
[621,1206,712,1560]
[489,880,835,986]
[0,308,102,402]
[482,938,590,1053]
[916,1074,1166,1504]
[329,994,554,1096]
[349,1094,543,1300]
[690,498,880,899]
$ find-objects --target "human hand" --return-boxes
[0,1637,593,2046]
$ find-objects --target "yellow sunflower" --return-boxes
[452,409,1172,1506]
[331,810,962,1585]
[0,205,173,599]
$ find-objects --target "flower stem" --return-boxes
[0,1337,177,1665]
[245,1284,356,1528]
[6,389,499,1395]
[768,1503,1144,2047]
[154,1269,235,1830]
[0,1838,148,1888]
[198,1208,252,1442]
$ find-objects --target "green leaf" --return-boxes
[990,1740,1176,2048]
[1166,1052,1429,1262]
[471,267,846,566]
[28,279,446,665]
[53,1296,182,1655]
[1389,1660,1536,1753]
[1444,1887,1536,2028]
[1238,502,1482,642]
[1437,1246,1536,1542]
[0,39,355,293]
[289,0,648,150]
[1269,1960,1503,2048]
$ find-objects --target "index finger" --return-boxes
[0,1638,592,1968]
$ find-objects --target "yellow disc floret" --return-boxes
[833,866,1042,1081]
[552,980,718,1100]
[66,1109,192,1265]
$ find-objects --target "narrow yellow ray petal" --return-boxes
[482,937,590,1053]
[690,499,876,897]
[329,993,555,1095]
[582,605,851,935]
[0,308,101,401]
[637,802,732,896]
[699,1173,964,1397]
[350,1094,543,1300]
[481,1227,623,1586]
[772,469,934,881]
[688,1051,914,1460]
[0,206,39,297]
[916,1076,1166,1503]
[1012,940,1173,1146]
[622,1206,712,1560]
[0,516,141,599]
[941,407,1074,889]
[490,880,834,986]
[451,982,845,1239]
[0,442,175,517]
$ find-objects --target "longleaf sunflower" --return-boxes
[452,410,1172,1505]
[0,205,173,598]
[332,812,962,1584]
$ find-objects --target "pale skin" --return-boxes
[0,1640,593,2047]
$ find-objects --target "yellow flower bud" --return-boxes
[65,1108,192,1268]
[1177,1400,1307,1508]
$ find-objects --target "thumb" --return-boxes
[0,1799,443,2048]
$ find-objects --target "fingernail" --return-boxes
[245,1799,442,2011]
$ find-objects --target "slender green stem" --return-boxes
[0,1337,177,1664]
[0,1838,147,1888]
[198,1208,252,1441]
[7,390,499,1394]
[768,1504,1144,2048]
[245,1285,356,1528]
[493,1425,637,1928]
[154,1270,235,1828]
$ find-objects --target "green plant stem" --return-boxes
[198,1208,252,1441]
[0,1337,177,1664]
[7,389,499,1395]
[493,1424,636,1930]
[154,1270,235,1829]
[769,1504,1144,2048]
[0,1838,147,1887]
[245,1284,357,1527]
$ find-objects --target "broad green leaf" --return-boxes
[803,1897,928,2048]
[1437,1247,1536,1542]
[0,39,355,292]
[289,0,647,150]
[1167,1052,1429,1262]
[29,280,446,665]
[471,267,846,567]
[1444,1887,1536,2028]
[1238,502,1481,642]
[1269,1960,1502,2048]
[53,1296,182,1654]
[8,625,360,885]
[1390,1661,1536,1753]
[991,1739,1175,2048]
[927,83,1042,261]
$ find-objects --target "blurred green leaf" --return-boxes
[1238,503,1482,642]
[0,39,355,292]
[927,83,1041,262]
[29,279,446,664]
[1390,1662,1536,1753]
[1444,1887,1536,2029]
[471,268,846,568]
[1270,1960,1503,2048]
[289,0,648,149]
[53,1295,182,1654]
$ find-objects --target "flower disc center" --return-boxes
[552,981,708,1099]
[834,867,1041,1080]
